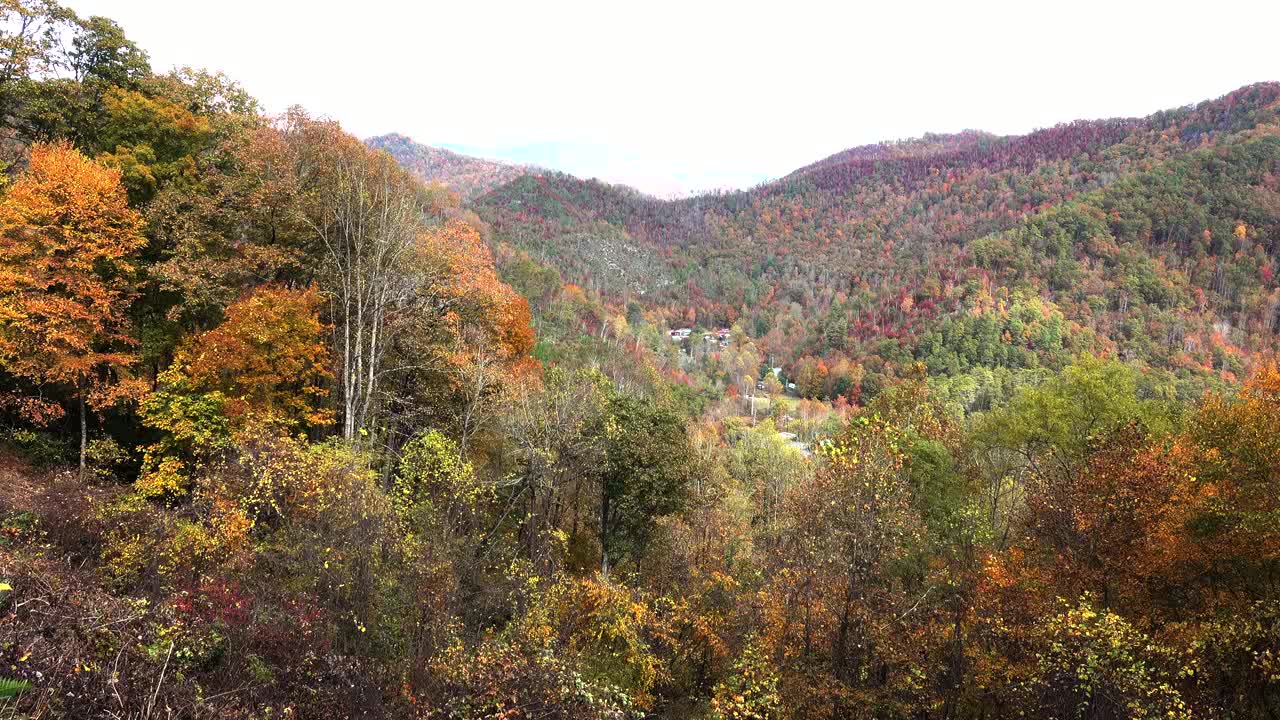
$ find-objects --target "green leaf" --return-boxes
[0,677,30,699]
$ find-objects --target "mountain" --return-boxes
[455,83,1280,403]
[365,132,535,199]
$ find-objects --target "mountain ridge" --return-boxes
[445,82,1280,202]
[365,132,538,199]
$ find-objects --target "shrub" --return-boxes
[1,428,70,468]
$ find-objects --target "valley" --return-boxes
[0,3,1278,718]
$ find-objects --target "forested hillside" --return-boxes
[475,84,1280,403]
[0,3,1279,719]
[366,133,534,200]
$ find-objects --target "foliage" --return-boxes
[1,8,1280,718]
[169,283,333,430]
[0,676,30,698]
[0,426,68,466]
[478,85,1280,401]
[598,393,694,572]
[1029,597,1193,720]
[708,641,781,720]
[0,142,146,425]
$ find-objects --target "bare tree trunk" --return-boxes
[600,491,611,576]
[78,387,86,479]
[303,140,421,443]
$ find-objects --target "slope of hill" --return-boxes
[466,83,1280,400]
[366,132,535,199]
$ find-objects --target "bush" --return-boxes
[85,437,131,482]
[1029,596,1193,720]
[709,641,781,720]
[1,428,70,468]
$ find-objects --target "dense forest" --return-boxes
[0,3,1278,719]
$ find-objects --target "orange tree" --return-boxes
[0,142,146,473]
[380,216,537,452]
[175,284,332,430]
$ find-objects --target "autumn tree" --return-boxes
[762,371,783,398]
[169,284,332,430]
[0,142,145,473]
[147,121,310,331]
[94,86,213,204]
[139,285,332,497]
[1187,361,1280,596]
[972,355,1176,531]
[393,428,495,678]
[751,373,971,716]
[793,355,829,399]
[1019,424,1205,613]
[385,216,537,453]
[775,408,924,699]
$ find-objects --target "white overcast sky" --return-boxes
[66,0,1280,196]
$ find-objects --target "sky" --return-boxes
[66,0,1280,197]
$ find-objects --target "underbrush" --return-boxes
[0,451,402,719]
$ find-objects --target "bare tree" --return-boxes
[283,110,427,441]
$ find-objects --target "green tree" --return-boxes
[727,420,809,543]
[973,355,1175,493]
[598,394,694,574]
[67,15,149,88]
[0,0,77,118]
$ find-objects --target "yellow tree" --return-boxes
[0,142,146,473]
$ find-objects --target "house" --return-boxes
[668,328,692,341]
